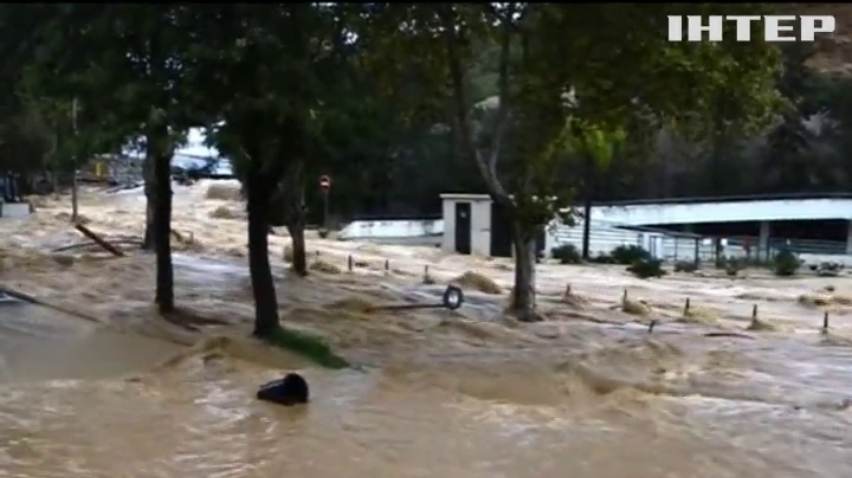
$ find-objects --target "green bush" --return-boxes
[627,258,666,279]
[611,245,651,265]
[713,256,745,277]
[726,257,747,277]
[590,253,615,264]
[552,243,582,264]
[773,249,800,277]
[674,260,698,273]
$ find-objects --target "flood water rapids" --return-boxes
[1,297,851,477]
[1,183,851,477]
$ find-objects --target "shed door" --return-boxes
[455,202,472,255]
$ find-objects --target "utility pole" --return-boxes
[71,97,79,222]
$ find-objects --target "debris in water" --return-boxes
[209,205,235,219]
[453,271,502,295]
[310,259,342,274]
[325,297,379,314]
[621,289,650,316]
[51,254,75,267]
[797,293,832,307]
[256,373,310,406]
[205,183,242,201]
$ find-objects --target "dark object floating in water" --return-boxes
[703,332,754,340]
[256,373,309,406]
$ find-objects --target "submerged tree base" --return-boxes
[258,326,349,369]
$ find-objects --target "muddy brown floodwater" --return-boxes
[0,182,851,477]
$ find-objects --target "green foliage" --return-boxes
[674,261,698,273]
[263,326,349,369]
[627,258,666,279]
[589,253,615,264]
[551,243,582,264]
[725,257,746,277]
[610,245,651,265]
[773,249,800,277]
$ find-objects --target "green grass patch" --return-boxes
[262,326,349,369]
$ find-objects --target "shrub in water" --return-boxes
[611,245,651,265]
[727,257,747,276]
[674,260,698,273]
[773,249,800,277]
[551,244,582,264]
[590,253,615,264]
[627,258,666,279]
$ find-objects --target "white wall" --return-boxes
[470,200,492,256]
[546,220,695,261]
[546,221,641,257]
[581,198,852,226]
[339,219,442,241]
[0,202,32,219]
[441,200,455,252]
[337,197,852,261]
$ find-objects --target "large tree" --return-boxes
[189,4,353,337]
[365,3,782,321]
[21,4,203,313]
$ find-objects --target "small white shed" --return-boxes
[440,193,493,256]
[0,202,32,218]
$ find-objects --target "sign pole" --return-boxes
[319,175,331,231]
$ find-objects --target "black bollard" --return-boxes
[256,372,310,406]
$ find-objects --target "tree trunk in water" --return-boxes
[247,180,281,338]
[152,147,174,313]
[142,156,155,250]
[510,223,540,322]
[52,168,59,200]
[282,169,308,277]
[582,195,592,260]
[287,223,307,276]
[581,151,595,260]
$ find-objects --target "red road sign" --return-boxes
[319,175,331,192]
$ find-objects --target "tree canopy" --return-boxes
[1,3,846,327]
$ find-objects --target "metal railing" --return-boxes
[549,220,852,265]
